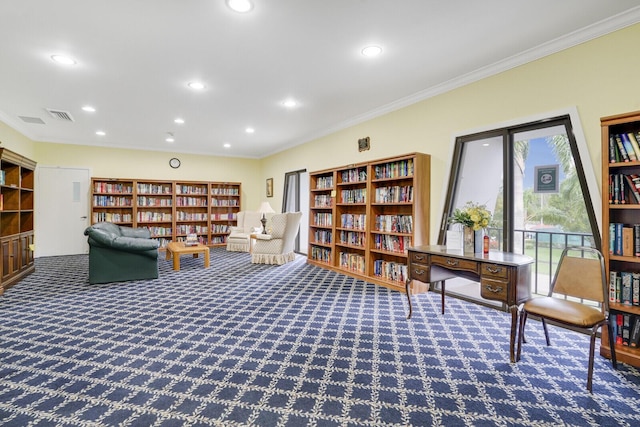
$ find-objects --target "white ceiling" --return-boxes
[1,1,639,159]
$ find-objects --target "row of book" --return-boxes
[93,182,133,194]
[210,187,239,195]
[210,198,240,206]
[340,214,366,230]
[176,224,208,234]
[313,194,333,208]
[175,185,207,194]
[210,224,230,233]
[608,132,640,163]
[137,212,172,222]
[339,230,366,247]
[312,230,332,244]
[339,251,365,273]
[373,159,414,180]
[93,195,132,207]
[176,197,208,207]
[137,196,173,207]
[609,174,640,204]
[313,212,333,227]
[210,213,237,220]
[374,185,413,203]
[373,260,407,283]
[340,168,367,183]
[92,212,132,223]
[310,246,331,263]
[608,223,640,257]
[374,215,413,234]
[175,212,209,221]
[146,226,172,237]
[610,271,640,305]
[137,183,172,194]
[373,234,411,254]
[315,176,334,189]
[612,313,640,348]
[340,188,367,204]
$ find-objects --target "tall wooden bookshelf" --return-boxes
[308,152,430,292]
[91,178,241,248]
[600,110,640,368]
[0,148,36,294]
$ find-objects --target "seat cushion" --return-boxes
[523,297,604,328]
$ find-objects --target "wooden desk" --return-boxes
[406,245,533,362]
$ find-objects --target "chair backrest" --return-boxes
[237,211,262,229]
[550,246,607,306]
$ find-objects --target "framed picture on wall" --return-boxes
[266,178,273,197]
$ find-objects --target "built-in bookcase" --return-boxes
[308,152,430,292]
[0,148,36,294]
[600,110,640,368]
[91,178,241,248]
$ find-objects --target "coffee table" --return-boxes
[165,242,210,271]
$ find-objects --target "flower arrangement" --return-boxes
[449,201,491,231]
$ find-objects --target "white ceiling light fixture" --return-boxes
[223,143,231,148]
[245,127,255,134]
[51,54,77,65]
[82,106,96,112]
[95,130,106,136]
[187,81,205,90]
[361,45,383,57]
[174,118,185,124]
[166,132,175,143]
[227,0,253,13]
[282,99,297,108]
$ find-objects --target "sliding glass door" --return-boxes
[440,115,599,300]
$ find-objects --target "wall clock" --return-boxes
[169,158,181,169]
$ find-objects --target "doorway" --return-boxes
[35,167,91,257]
[282,169,309,254]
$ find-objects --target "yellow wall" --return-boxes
[261,23,640,242]
[2,23,639,245]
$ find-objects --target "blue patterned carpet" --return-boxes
[1,248,640,426]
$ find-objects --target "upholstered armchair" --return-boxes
[251,212,303,265]
[84,222,159,284]
[226,211,263,252]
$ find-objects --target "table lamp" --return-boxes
[257,201,275,234]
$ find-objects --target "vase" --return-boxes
[474,229,484,254]
[463,227,475,253]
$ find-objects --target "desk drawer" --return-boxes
[481,263,509,279]
[410,252,429,264]
[409,265,429,282]
[481,278,508,302]
[431,255,479,275]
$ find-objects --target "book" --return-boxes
[625,175,640,204]
[633,273,640,305]
[630,316,640,348]
[623,314,632,346]
[634,224,640,257]
[628,132,640,159]
[621,272,633,304]
[609,270,618,302]
[621,133,638,161]
[615,134,630,162]
[623,226,634,257]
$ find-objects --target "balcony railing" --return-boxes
[488,227,596,296]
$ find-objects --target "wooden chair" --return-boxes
[516,246,617,392]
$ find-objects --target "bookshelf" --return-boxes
[308,153,430,291]
[0,148,36,294]
[91,178,241,248]
[600,110,640,367]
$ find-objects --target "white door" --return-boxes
[35,167,91,257]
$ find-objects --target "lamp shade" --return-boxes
[258,201,275,215]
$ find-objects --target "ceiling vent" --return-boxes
[19,116,46,124]
[46,108,74,122]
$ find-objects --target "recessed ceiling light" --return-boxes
[245,127,255,134]
[282,99,297,108]
[95,130,106,136]
[166,137,175,143]
[223,143,231,148]
[187,81,205,90]
[174,118,185,124]
[227,0,253,13]
[82,106,96,113]
[361,45,383,57]
[51,54,77,65]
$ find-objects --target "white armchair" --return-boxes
[226,211,263,252]
[251,212,303,265]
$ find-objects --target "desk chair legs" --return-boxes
[405,280,446,319]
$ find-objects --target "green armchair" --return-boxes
[84,222,160,284]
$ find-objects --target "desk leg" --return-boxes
[405,278,413,319]
[509,305,518,363]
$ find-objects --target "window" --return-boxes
[440,114,599,299]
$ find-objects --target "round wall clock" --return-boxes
[169,158,181,169]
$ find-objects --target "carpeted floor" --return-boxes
[1,248,639,426]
